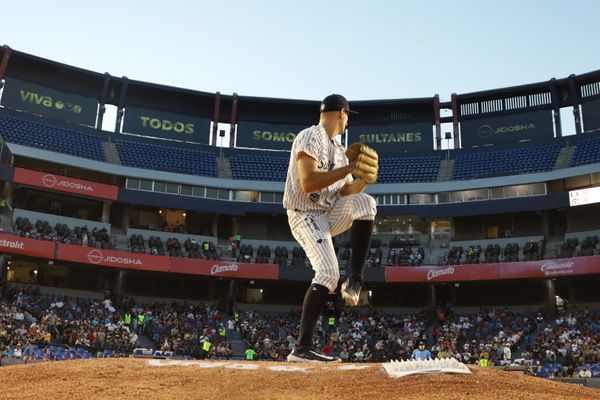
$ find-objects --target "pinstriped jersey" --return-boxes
[283,124,351,212]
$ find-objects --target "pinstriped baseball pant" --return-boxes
[287,193,377,292]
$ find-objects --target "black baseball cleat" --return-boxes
[341,276,363,307]
[287,347,341,363]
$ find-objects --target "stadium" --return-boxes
[0,45,600,399]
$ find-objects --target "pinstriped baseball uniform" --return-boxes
[284,123,377,292]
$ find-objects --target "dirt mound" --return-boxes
[1,358,599,400]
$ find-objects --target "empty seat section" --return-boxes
[115,139,217,177]
[0,113,105,161]
[452,144,562,180]
[378,155,442,183]
[571,136,600,166]
[229,153,289,181]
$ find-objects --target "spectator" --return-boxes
[578,367,592,378]
[411,341,432,361]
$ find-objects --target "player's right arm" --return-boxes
[297,151,354,193]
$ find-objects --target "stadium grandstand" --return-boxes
[2,45,600,387]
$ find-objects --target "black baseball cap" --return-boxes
[320,94,358,114]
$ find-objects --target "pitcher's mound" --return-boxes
[1,358,598,400]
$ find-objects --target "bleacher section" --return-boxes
[229,153,443,183]
[0,112,105,161]
[571,136,600,167]
[378,155,442,183]
[452,144,562,180]
[115,139,217,176]
[229,153,288,181]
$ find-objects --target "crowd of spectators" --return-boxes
[138,298,232,359]
[0,285,138,361]
[14,217,114,249]
[526,308,600,377]
[557,236,599,259]
[337,238,423,268]
[235,305,550,368]
[446,241,544,265]
[429,308,536,366]
[128,234,220,260]
[237,307,432,363]
[2,281,600,381]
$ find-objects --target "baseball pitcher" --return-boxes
[284,94,378,362]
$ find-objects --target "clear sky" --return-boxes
[2,0,599,104]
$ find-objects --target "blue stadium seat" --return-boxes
[115,139,217,177]
[571,136,600,166]
[229,153,289,181]
[378,155,443,183]
[452,144,562,180]
[0,113,106,162]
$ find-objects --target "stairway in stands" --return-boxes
[553,145,575,170]
[217,157,232,179]
[543,235,564,259]
[436,158,454,181]
[137,331,156,350]
[221,312,247,358]
[102,141,122,165]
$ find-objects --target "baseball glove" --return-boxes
[345,142,379,184]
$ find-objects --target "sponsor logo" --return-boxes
[211,264,239,275]
[0,239,25,249]
[41,174,93,192]
[477,125,494,138]
[477,123,535,138]
[358,132,422,143]
[139,116,194,134]
[427,266,455,281]
[87,249,104,264]
[540,260,574,276]
[252,130,297,143]
[19,90,83,114]
[87,249,143,265]
[42,174,58,187]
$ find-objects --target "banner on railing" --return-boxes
[385,256,600,283]
[122,106,210,143]
[13,168,119,201]
[171,258,279,280]
[56,244,169,272]
[235,121,306,150]
[347,122,434,152]
[460,110,554,147]
[582,97,600,131]
[1,77,98,127]
[0,232,55,258]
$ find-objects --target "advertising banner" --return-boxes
[235,121,307,150]
[460,110,554,147]
[0,232,55,258]
[385,256,600,283]
[1,77,98,127]
[13,168,119,201]
[171,258,279,280]
[347,122,434,152]
[582,97,600,131]
[122,106,210,143]
[56,244,169,272]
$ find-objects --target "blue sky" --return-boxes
[2,0,599,104]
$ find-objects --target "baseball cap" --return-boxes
[418,341,425,346]
[320,94,358,114]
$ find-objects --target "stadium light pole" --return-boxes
[219,129,226,159]
[445,132,452,160]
